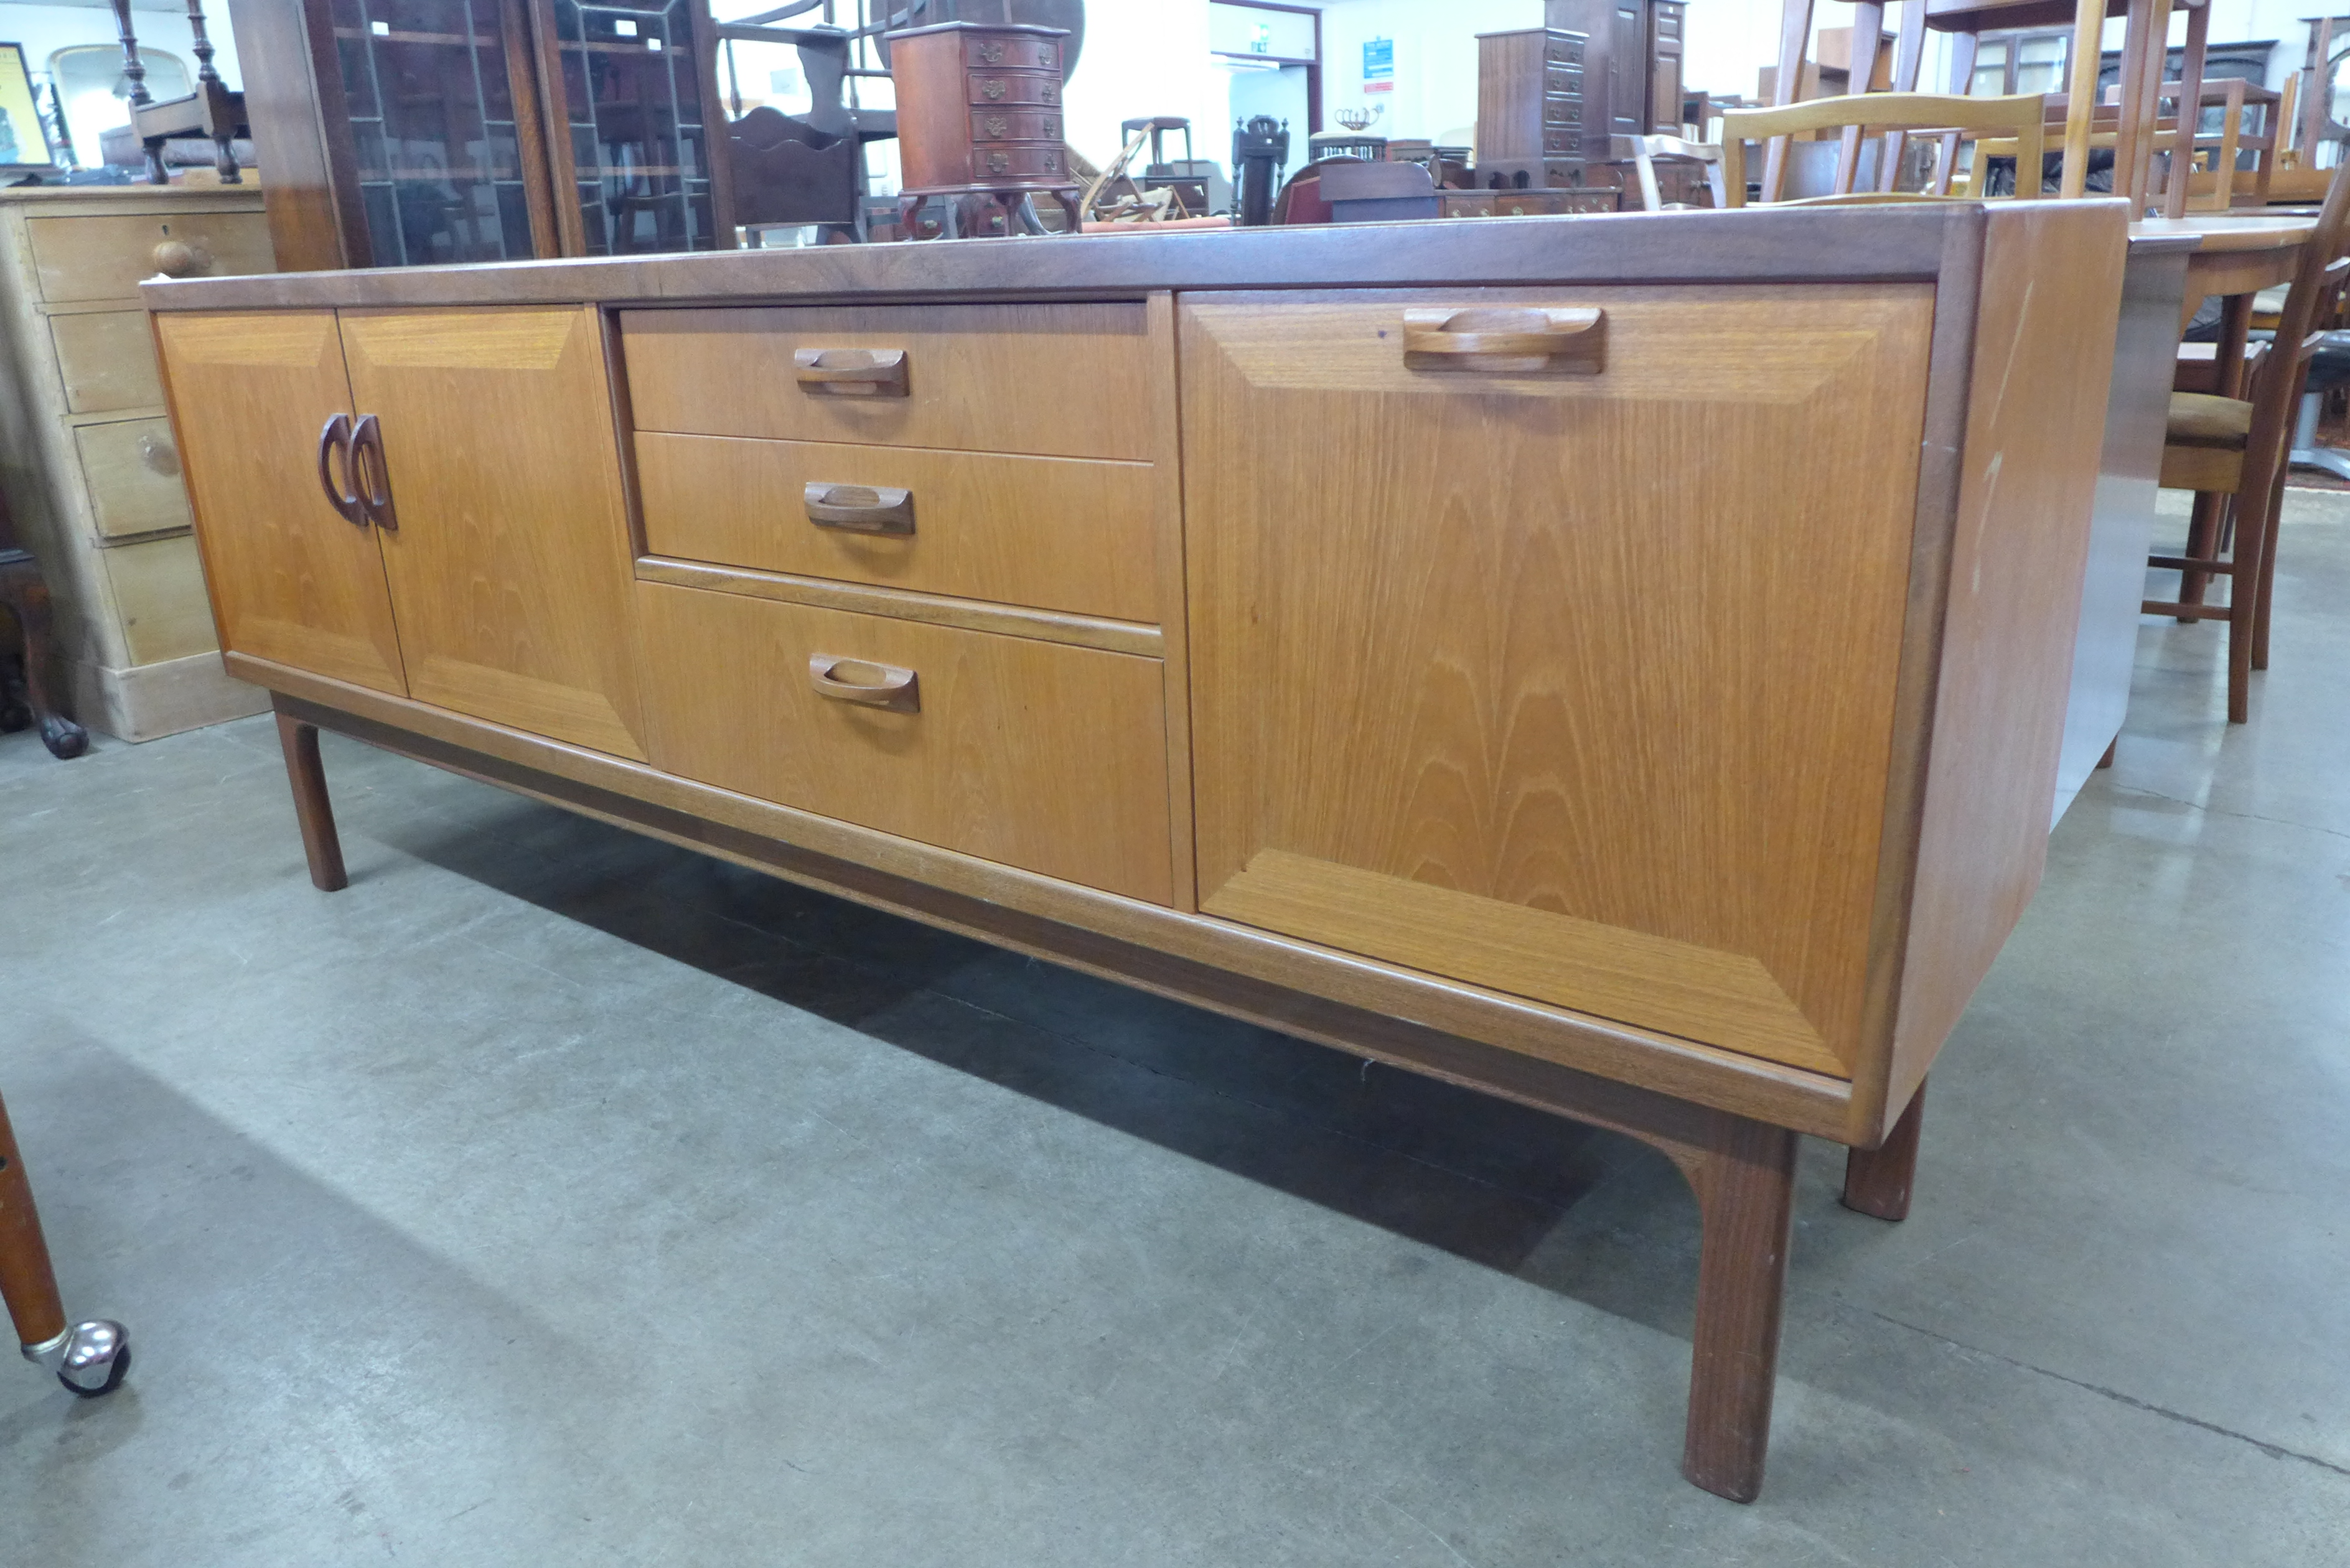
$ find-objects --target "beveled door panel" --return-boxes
[340,306,649,759]
[1182,286,1937,1077]
[153,310,405,693]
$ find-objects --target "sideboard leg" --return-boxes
[1842,1078,1926,1221]
[1681,1115,1799,1503]
[275,711,349,892]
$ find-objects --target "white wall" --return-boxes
[1062,3,1226,172]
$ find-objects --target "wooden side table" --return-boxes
[889,21,1082,236]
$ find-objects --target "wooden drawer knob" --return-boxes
[804,482,915,535]
[808,654,920,712]
[794,347,909,397]
[150,240,211,278]
[1401,307,1606,375]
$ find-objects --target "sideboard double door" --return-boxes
[154,306,649,758]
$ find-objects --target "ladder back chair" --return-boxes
[2148,153,2350,721]
[1719,93,2046,205]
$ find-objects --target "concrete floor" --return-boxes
[2,495,2346,1567]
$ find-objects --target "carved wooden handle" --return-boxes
[316,413,364,526]
[808,655,920,712]
[804,482,915,535]
[351,413,397,531]
[794,347,909,397]
[1401,307,1606,375]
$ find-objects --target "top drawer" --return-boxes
[27,210,274,303]
[621,303,1156,461]
[966,33,1059,70]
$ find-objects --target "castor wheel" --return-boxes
[37,711,87,760]
[23,1320,130,1397]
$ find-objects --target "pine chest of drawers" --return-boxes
[146,201,2128,1503]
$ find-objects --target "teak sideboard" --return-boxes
[145,202,2127,1502]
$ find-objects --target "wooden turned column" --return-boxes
[0,1090,68,1353]
[1680,1114,1799,1502]
[276,710,348,892]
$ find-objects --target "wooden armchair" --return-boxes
[106,0,246,184]
[1618,135,1729,211]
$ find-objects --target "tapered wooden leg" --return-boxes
[1842,1078,1926,1221]
[2252,460,2288,671]
[2097,738,2117,769]
[276,711,349,892]
[0,1090,68,1353]
[1682,1116,1799,1503]
[2177,490,2221,612]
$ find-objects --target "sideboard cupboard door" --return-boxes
[1181,286,1937,1080]
[153,310,407,695]
[339,306,650,760]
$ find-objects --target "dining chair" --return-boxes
[1619,135,1730,211]
[2146,154,2350,722]
[1,1089,130,1398]
[1718,93,2045,206]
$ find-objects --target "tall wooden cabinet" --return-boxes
[0,187,278,740]
[1482,1,1690,195]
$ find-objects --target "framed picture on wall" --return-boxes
[0,44,60,172]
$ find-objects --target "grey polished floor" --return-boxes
[3,494,2346,1567]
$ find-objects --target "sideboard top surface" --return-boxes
[141,204,2030,312]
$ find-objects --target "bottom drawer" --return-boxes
[639,582,1173,903]
[105,534,219,665]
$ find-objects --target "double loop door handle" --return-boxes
[804,482,915,536]
[316,413,364,526]
[808,655,920,713]
[314,413,398,530]
[1401,307,1606,375]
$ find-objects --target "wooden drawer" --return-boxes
[969,107,1062,142]
[622,303,1154,460]
[636,432,1159,620]
[966,72,1060,106]
[969,144,1071,180]
[53,310,164,413]
[1545,65,1583,97]
[638,582,1173,903]
[965,33,1059,70]
[1543,128,1585,157]
[1543,94,1582,127]
[1545,32,1584,67]
[1494,189,1617,216]
[105,533,219,664]
[75,416,194,539]
[1440,192,1499,218]
[27,209,273,304]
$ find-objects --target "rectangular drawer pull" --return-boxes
[803,482,916,535]
[1401,307,1606,375]
[794,347,909,397]
[808,654,920,712]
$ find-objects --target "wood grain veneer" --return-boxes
[620,302,1154,460]
[637,582,1174,905]
[635,432,1159,621]
[152,310,407,694]
[342,306,652,761]
[1182,284,1936,1078]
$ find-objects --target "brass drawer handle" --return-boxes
[808,655,920,712]
[793,347,909,397]
[316,413,364,526]
[804,482,915,535]
[1401,307,1606,375]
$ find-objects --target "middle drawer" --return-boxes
[639,582,1174,905]
[637,432,1159,622]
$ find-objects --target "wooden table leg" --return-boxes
[1842,1078,1926,1221]
[0,1090,68,1354]
[1680,1114,1799,1503]
[276,709,349,892]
